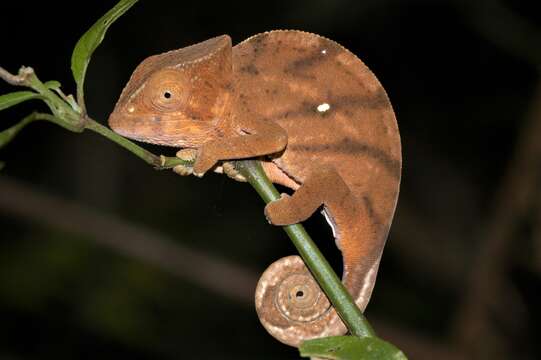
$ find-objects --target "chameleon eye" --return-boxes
[145,70,188,111]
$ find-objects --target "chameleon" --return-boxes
[108,30,401,347]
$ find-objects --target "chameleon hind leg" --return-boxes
[257,165,381,350]
[264,165,379,293]
[264,165,360,230]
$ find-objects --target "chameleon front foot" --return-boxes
[173,149,197,176]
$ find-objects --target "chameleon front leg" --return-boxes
[173,149,197,176]
[191,117,288,176]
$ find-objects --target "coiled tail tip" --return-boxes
[255,255,347,347]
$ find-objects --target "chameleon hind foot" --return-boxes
[222,161,247,182]
[264,166,358,226]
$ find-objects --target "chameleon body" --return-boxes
[108,31,401,346]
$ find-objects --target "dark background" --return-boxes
[1,0,540,359]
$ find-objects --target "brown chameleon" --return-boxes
[108,30,401,347]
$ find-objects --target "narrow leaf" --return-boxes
[71,0,139,102]
[44,80,61,90]
[0,91,41,111]
[300,336,407,360]
[0,114,39,149]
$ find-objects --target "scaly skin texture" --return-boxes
[108,31,401,347]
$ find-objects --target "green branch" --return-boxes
[0,112,48,147]
[235,160,375,338]
[84,117,186,169]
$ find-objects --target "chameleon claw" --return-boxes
[222,161,247,182]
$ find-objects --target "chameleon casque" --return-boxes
[108,30,401,346]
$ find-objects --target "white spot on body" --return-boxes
[317,103,331,112]
[127,106,135,113]
[321,49,327,54]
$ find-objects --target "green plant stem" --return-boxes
[84,118,186,169]
[24,69,82,128]
[235,160,376,338]
[0,112,68,148]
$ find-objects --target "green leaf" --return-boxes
[44,80,61,90]
[71,0,139,105]
[0,91,41,111]
[300,336,408,360]
[0,114,39,149]
[0,161,5,171]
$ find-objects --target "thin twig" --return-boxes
[0,66,34,86]
[391,203,467,289]
[236,160,375,338]
[449,3,541,356]
[535,192,541,273]
[452,82,541,356]
[452,0,541,68]
[0,176,257,304]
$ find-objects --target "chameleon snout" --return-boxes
[107,111,128,136]
[108,109,148,140]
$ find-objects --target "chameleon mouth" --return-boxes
[108,115,153,143]
[108,108,215,148]
[107,111,186,147]
[107,111,140,139]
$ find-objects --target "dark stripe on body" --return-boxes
[289,138,400,180]
[239,64,260,75]
[362,195,382,227]
[268,90,389,121]
[362,195,390,245]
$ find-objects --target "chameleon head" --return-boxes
[108,35,233,147]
